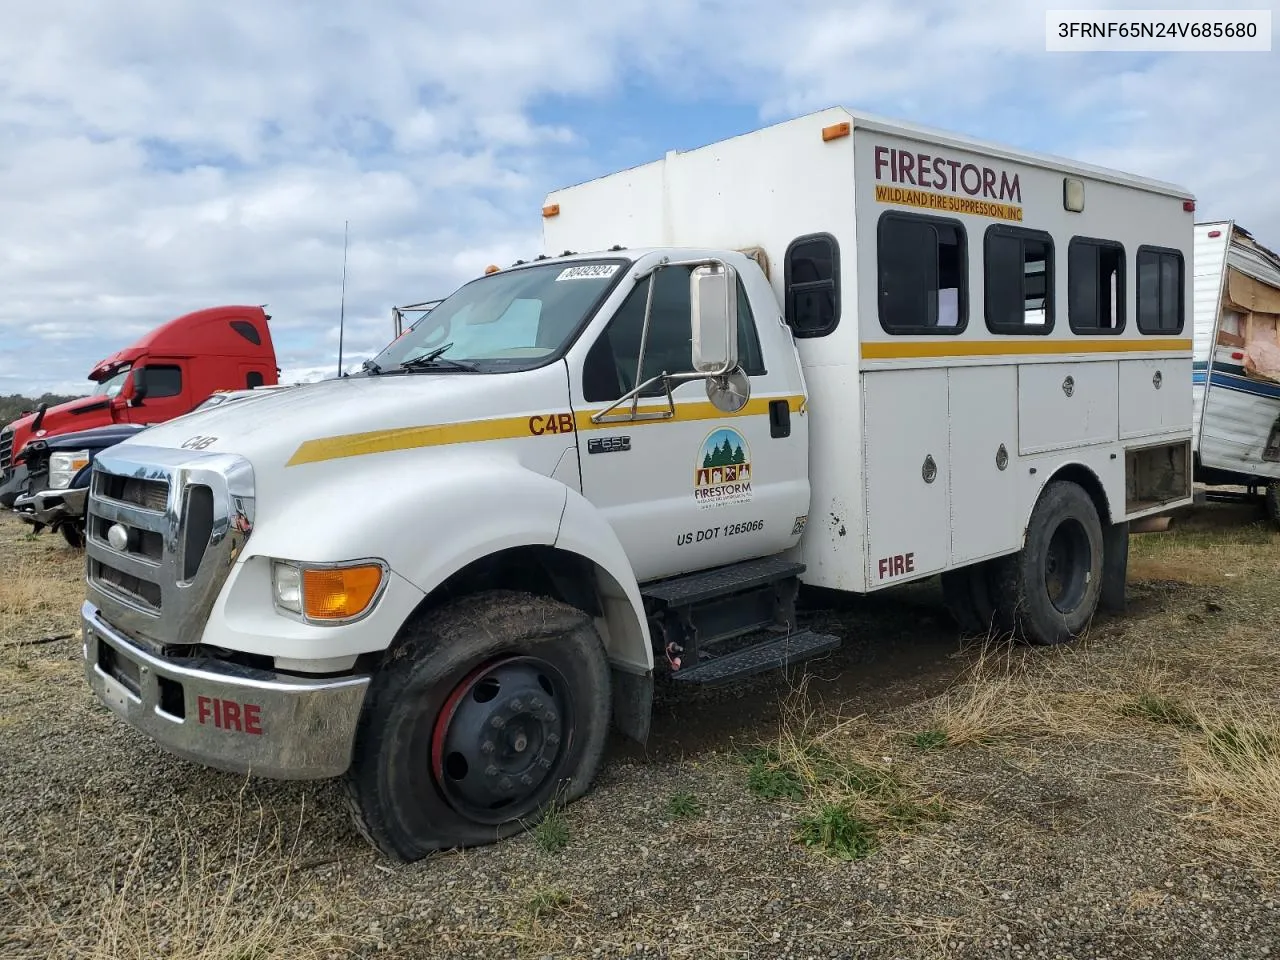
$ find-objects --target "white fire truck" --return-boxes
[80,107,1194,861]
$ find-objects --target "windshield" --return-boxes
[370,259,628,372]
[92,366,132,398]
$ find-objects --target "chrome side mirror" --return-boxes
[690,263,738,375]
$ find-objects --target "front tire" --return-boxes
[991,481,1104,646]
[59,523,85,549]
[1266,481,1280,529]
[343,590,612,862]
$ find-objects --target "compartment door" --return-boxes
[1119,357,1193,439]
[948,365,1020,564]
[862,369,950,587]
[1017,360,1119,455]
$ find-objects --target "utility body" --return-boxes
[79,108,1195,861]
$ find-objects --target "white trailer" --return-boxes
[79,106,1195,861]
[1191,220,1280,522]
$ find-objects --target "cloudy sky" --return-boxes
[1,0,1276,396]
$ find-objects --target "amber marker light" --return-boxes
[299,564,385,621]
[822,122,851,142]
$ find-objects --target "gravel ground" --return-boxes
[2,501,1279,959]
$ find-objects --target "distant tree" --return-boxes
[0,392,85,426]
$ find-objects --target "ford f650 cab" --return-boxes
[80,107,1195,862]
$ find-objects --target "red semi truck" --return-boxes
[0,305,280,508]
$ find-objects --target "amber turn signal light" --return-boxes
[301,564,385,621]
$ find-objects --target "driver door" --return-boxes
[124,362,190,425]
[569,264,799,584]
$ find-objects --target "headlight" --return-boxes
[48,450,91,490]
[270,559,386,623]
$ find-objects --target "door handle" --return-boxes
[769,399,791,438]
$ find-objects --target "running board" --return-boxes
[669,630,841,685]
[640,556,805,607]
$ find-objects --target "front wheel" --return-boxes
[343,590,612,862]
[59,522,85,549]
[991,480,1104,646]
[1266,481,1280,529]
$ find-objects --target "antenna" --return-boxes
[336,220,349,378]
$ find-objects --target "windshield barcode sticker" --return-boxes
[555,264,620,281]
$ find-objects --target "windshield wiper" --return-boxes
[397,343,480,373]
[361,359,383,376]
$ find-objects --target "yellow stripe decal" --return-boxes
[286,394,806,466]
[861,337,1192,360]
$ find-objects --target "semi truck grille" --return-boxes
[83,446,255,648]
[0,426,12,481]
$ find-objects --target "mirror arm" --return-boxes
[631,273,658,419]
[633,255,725,282]
[590,370,707,425]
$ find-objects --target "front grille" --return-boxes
[83,446,255,648]
[0,426,12,480]
[91,558,163,610]
[96,473,170,512]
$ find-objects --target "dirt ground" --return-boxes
[2,499,1279,960]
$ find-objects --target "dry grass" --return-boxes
[1182,696,1280,864]
[761,508,1280,875]
[0,559,73,642]
[8,794,362,960]
[1129,509,1280,580]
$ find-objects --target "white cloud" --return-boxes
[0,0,1277,399]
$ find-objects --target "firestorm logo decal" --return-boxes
[695,427,752,508]
[872,143,1024,222]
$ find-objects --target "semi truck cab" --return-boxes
[1,305,279,508]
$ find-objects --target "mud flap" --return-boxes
[1100,520,1129,614]
[610,666,652,745]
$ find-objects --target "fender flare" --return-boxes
[1035,460,1114,528]
[553,486,653,675]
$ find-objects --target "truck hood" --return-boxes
[117,368,568,469]
[38,422,149,452]
[7,395,116,461]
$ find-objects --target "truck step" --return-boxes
[669,630,840,685]
[641,555,805,608]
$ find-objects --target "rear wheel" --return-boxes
[343,590,612,862]
[991,481,1104,646]
[940,562,1000,637]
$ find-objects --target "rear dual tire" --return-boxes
[343,590,612,862]
[943,481,1104,647]
[940,563,999,637]
[990,481,1103,646]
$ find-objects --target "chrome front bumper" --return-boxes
[15,486,87,527]
[81,601,370,780]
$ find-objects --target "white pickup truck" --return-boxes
[80,107,1195,861]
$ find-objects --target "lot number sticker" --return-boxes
[555,264,620,281]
